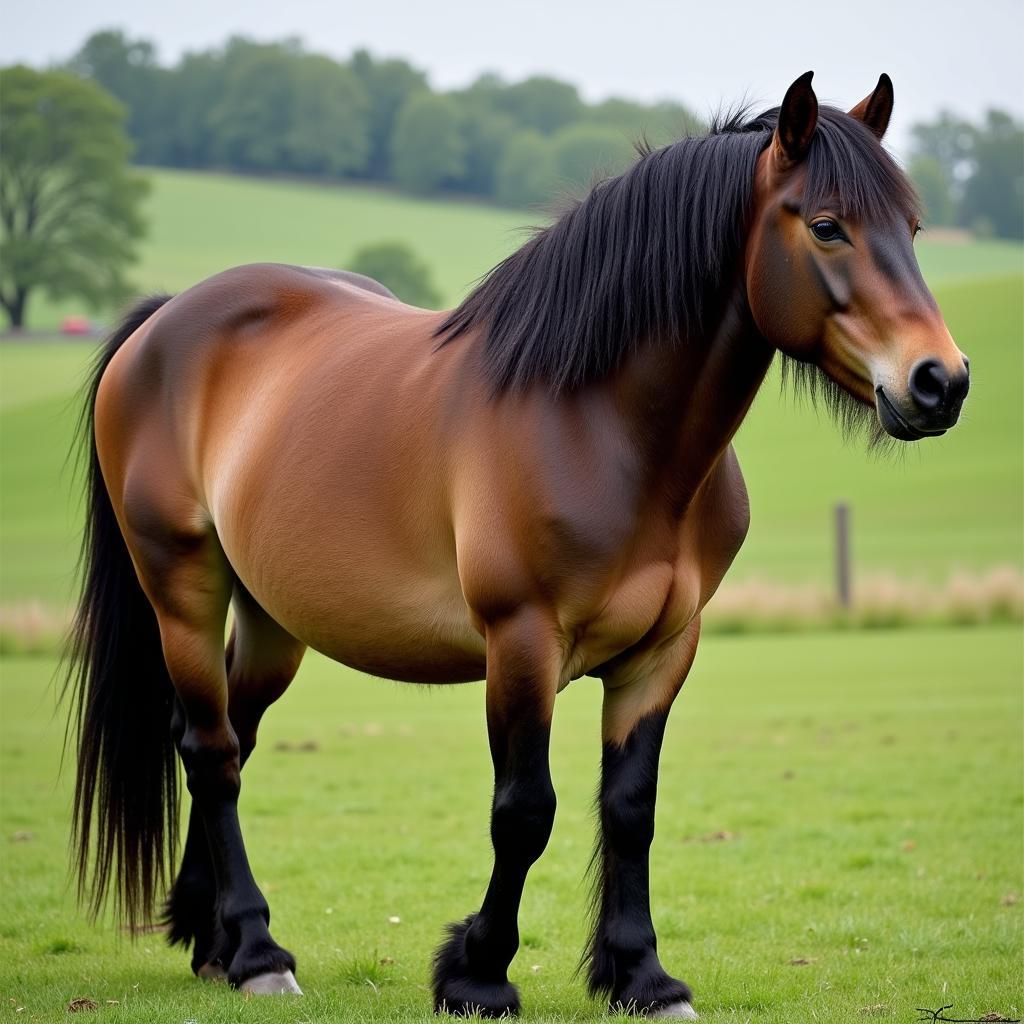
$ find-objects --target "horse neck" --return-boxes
[611,284,775,505]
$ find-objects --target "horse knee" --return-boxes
[491,779,556,865]
[179,725,241,803]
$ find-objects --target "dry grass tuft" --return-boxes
[0,601,68,656]
[1,567,1020,656]
[703,566,1023,635]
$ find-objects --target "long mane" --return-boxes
[436,105,918,396]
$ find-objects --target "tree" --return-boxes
[908,155,956,226]
[208,39,370,176]
[67,30,172,165]
[159,49,226,168]
[0,66,148,329]
[551,124,635,188]
[959,110,1023,240]
[390,93,465,192]
[349,50,428,179]
[348,242,442,308]
[910,112,977,191]
[587,97,701,146]
[497,76,583,135]
[453,105,518,196]
[908,108,1024,240]
[495,131,555,207]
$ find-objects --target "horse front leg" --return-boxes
[587,619,701,1020]
[433,608,560,1017]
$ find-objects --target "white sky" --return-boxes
[5,0,1023,159]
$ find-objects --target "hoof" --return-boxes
[434,981,520,1018]
[649,1001,698,1020]
[197,962,227,982]
[239,969,303,995]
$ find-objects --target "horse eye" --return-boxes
[810,219,842,242]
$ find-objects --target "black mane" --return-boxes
[436,105,919,394]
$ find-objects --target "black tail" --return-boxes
[63,294,176,929]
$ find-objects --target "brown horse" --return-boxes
[66,72,969,1019]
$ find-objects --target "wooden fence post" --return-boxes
[835,502,851,610]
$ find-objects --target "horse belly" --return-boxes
[235,544,487,684]
[312,586,487,684]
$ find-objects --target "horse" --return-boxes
[65,71,970,1019]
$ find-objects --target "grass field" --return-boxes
[1,627,1021,1023]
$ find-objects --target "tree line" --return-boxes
[66,31,1024,236]
[67,31,701,207]
[2,35,1021,328]
[908,112,1023,240]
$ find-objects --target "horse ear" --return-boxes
[849,73,894,139]
[772,71,818,170]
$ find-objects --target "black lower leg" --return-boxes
[179,721,295,989]
[165,699,223,972]
[586,711,692,1014]
[433,721,556,1017]
[165,801,225,973]
[166,689,275,978]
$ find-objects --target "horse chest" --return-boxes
[564,558,682,683]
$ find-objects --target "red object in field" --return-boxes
[61,316,92,335]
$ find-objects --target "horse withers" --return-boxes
[65,72,968,1019]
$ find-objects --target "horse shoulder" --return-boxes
[602,445,749,660]
[692,443,751,588]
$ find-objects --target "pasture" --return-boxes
[1,628,1021,1023]
[0,169,1021,1021]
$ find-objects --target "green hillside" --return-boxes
[20,167,1024,329]
[2,169,1021,605]
[24,169,530,329]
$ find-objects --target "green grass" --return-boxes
[1,627,1020,1022]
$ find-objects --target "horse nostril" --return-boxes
[908,358,948,411]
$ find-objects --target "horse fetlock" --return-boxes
[227,934,297,991]
[608,959,693,1018]
[219,896,270,933]
[434,975,520,1018]
[432,915,520,1017]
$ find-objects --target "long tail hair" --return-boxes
[63,294,177,928]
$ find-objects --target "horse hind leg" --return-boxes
[121,495,300,995]
[165,582,305,985]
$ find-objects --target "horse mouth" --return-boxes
[874,387,947,441]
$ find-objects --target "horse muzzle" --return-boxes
[874,356,970,441]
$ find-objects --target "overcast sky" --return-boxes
[5,0,1023,158]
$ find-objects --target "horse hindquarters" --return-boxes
[83,310,301,993]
